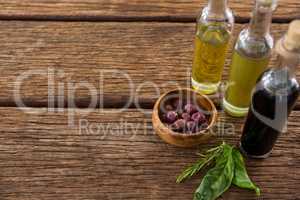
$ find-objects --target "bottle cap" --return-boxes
[284,20,300,51]
[275,20,300,64]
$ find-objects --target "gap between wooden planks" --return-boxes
[0,0,298,22]
[0,107,298,200]
[0,21,299,109]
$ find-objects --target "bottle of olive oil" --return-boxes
[241,20,300,158]
[223,0,277,117]
[192,0,234,94]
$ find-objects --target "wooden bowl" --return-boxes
[152,88,218,147]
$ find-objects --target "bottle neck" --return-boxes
[248,1,273,38]
[273,55,296,87]
[208,0,227,15]
[265,39,300,92]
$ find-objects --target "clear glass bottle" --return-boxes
[191,0,234,95]
[223,0,277,117]
[240,20,300,158]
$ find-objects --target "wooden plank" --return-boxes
[0,0,299,22]
[0,107,298,199]
[0,21,297,108]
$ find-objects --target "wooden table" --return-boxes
[0,1,299,199]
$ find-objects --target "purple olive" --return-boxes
[184,103,198,114]
[186,121,196,133]
[181,112,191,121]
[166,111,178,124]
[200,122,209,130]
[171,119,186,132]
[191,112,206,124]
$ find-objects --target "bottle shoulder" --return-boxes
[195,22,231,45]
[256,68,300,96]
[235,29,273,58]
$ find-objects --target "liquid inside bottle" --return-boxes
[241,69,299,158]
[240,20,300,158]
[191,0,234,94]
[223,50,270,116]
[192,23,230,94]
[223,0,276,117]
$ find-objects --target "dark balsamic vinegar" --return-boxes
[241,69,300,157]
[240,20,300,158]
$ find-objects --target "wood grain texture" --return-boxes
[0,0,299,22]
[0,107,298,200]
[1,21,298,109]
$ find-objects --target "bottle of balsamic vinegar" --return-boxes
[191,0,234,95]
[240,20,300,158]
[223,0,277,117]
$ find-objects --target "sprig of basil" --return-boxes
[194,144,234,200]
[177,142,261,200]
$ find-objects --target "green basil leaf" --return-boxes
[232,148,260,196]
[194,144,234,200]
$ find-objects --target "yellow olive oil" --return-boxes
[192,23,231,94]
[223,50,270,117]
